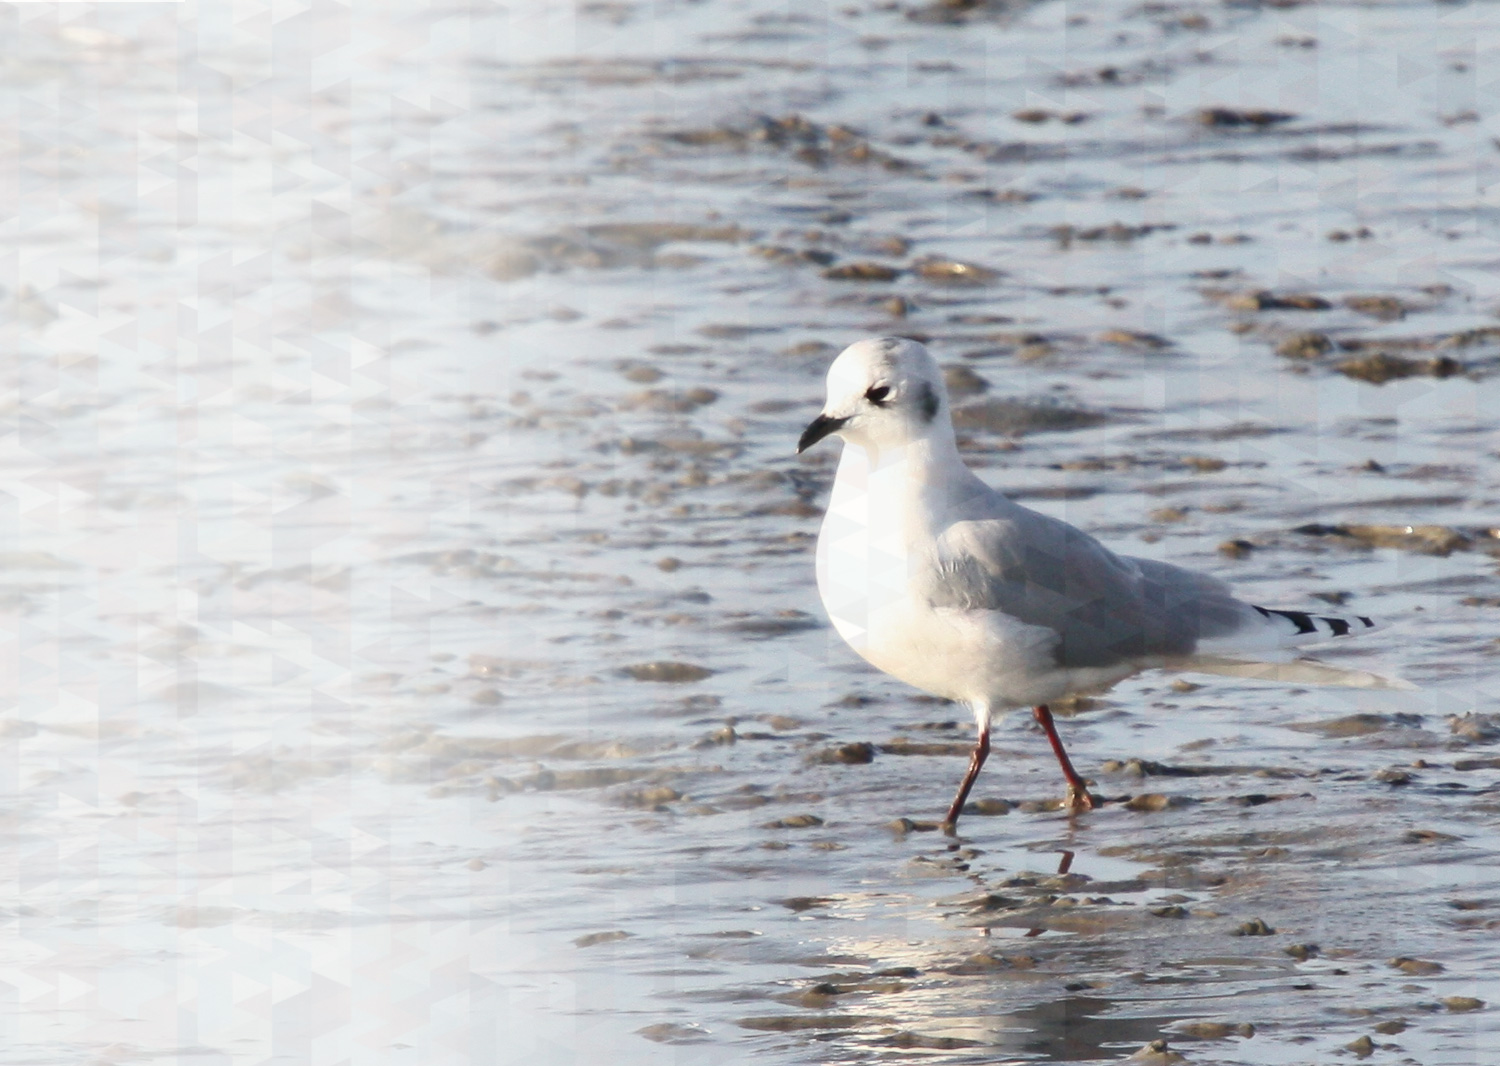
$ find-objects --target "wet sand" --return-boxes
[2,0,1499,1062]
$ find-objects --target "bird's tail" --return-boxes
[1246,604,1378,642]
[1173,654,1416,691]
[1194,599,1393,656]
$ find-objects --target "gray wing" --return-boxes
[923,505,1250,669]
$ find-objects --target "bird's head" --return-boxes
[797,336,951,454]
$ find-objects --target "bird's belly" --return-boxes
[857,599,990,701]
[818,562,1025,702]
[860,601,1133,707]
[817,537,1117,705]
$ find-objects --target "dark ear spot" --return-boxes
[918,382,939,422]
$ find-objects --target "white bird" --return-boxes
[797,337,1407,829]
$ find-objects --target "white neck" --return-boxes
[829,426,987,541]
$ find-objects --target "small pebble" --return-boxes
[1443,996,1484,1012]
[1337,352,1463,384]
[1449,712,1500,741]
[868,235,912,256]
[623,785,682,808]
[1126,1039,1186,1064]
[1274,331,1332,359]
[1344,294,1407,320]
[913,257,1001,285]
[1173,1021,1254,1039]
[887,817,940,833]
[823,261,900,281]
[695,726,736,748]
[812,742,876,764]
[763,813,823,829]
[1404,829,1461,844]
[1387,956,1444,975]
[1098,329,1170,349]
[574,930,633,948]
[621,363,664,383]
[1222,289,1330,311]
[624,661,715,683]
[777,896,833,911]
[1233,918,1275,936]
[1196,107,1295,127]
[955,951,1034,972]
[1125,793,1195,812]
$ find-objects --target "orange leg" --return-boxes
[1032,704,1098,812]
[942,726,989,831]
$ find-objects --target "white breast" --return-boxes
[815,444,993,701]
[816,444,903,648]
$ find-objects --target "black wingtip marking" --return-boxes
[1255,605,1318,634]
[1277,609,1318,634]
[1258,604,1375,637]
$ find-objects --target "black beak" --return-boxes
[797,414,848,454]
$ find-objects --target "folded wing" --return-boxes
[926,509,1249,668]
[925,504,1385,676]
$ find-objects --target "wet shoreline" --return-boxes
[2,0,1499,1062]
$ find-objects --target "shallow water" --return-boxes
[2,0,1500,1062]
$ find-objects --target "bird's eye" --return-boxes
[865,385,891,404]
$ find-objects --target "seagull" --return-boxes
[797,337,1407,829]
